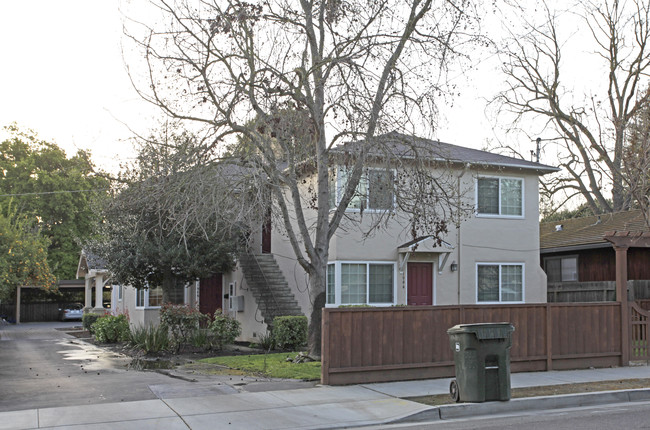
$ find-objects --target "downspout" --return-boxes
[457,174,462,305]
[456,166,469,305]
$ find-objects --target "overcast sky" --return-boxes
[0,1,568,173]
[0,1,157,171]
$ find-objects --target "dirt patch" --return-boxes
[407,378,650,406]
[64,330,270,368]
[64,329,92,339]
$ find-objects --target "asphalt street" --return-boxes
[363,400,650,429]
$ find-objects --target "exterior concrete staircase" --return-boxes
[238,253,303,327]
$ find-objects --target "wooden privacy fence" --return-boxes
[0,302,60,322]
[321,303,623,385]
[630,302,650,361]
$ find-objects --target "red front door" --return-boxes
[407,262,433,306]
[199,274,223,315]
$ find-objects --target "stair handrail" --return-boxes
[248,253,282,322]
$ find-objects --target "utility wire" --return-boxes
[0,188,112,198]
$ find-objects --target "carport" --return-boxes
[10,280,85,323]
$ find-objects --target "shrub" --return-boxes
[208,310,241,350]
[273,316,308,350]
[92,314,130,343]
[82,313,101,334]
[189,328,211,349]
[159,303,208,352]
[128,324,170,354]
[257,331,276,351]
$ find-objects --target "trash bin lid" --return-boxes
[447,322,515,339]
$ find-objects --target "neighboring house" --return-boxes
[76,251,111,312]
[224,132,559,342]
[77,250,201,327]
[540,210,650,302]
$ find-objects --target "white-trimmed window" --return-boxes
[135,286,164,308]
[228,282,235,310]
[117,284,123,302]
[477,263,524,303]
[331,167,395,211]
[544,256,578,282]
[476,176,523,217]
[326,261,396,306]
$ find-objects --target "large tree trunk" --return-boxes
[307,263,327,359]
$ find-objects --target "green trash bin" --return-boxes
[447,322,515,403]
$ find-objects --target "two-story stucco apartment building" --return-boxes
[85,133,557,339]
[215,132,559,342]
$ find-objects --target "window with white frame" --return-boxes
[228,282,235,310]
[476,177,523,216]
[477,263,524,302]
[117,284,123,301]
[326,262,395,306]
[135,286,164,308]
[544,256,578,282]
[331,167,395,211]
[327,264,335,305]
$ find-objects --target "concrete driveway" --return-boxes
[0,322,314,413]
[0,322,194,412]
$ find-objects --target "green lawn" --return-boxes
[199,352,321,380]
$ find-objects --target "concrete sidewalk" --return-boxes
[2,364,650,430]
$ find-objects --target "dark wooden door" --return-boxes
[407,262,433,306]
[199,274,223,315]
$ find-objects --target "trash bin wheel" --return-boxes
[449,379,460,402]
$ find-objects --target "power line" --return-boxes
[0,188,112,198]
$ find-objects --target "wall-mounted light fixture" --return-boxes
[450,261,458,272]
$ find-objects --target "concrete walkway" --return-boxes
[2,364,650,430]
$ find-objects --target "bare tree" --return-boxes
[493,0,650,215]
[623,88,650,227]
[123,0,480,356]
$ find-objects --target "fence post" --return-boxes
[321,308,330,385]
[614,245,630,366]
[546,303,553,370]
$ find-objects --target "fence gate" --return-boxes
[630,302,650,361]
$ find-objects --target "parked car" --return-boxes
[58,303,83,321]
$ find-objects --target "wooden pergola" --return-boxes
[603,230,650,365]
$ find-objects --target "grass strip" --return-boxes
[199,352,321,380]
[408,378,650,406]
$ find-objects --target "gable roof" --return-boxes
[76,250,108,279]
[540,210,649,253]
[335,132,559,175]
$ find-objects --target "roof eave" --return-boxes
[540,242,612,254]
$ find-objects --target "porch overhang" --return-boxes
[397,235,454,273]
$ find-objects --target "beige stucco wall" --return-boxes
[322,170,546,305]
[110,283,197,329]
[225,163,549,342]
[284,165,547,308]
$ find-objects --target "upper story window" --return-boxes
[476,176,523,217]
[477,263,524,303]
[544,256,578,282]
[330,167,395,212]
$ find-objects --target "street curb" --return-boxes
[397,388,650,423]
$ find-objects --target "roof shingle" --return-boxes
[540,210,649,251]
